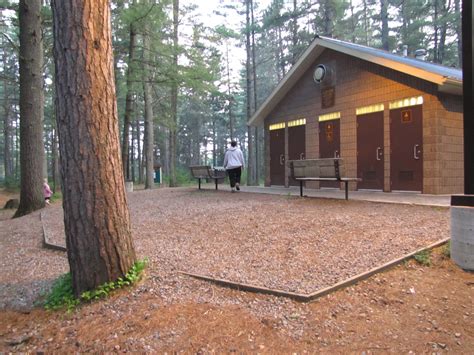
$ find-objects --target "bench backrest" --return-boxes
[189,165,212,179]
[289,158,345,179]
[189,165,227,179]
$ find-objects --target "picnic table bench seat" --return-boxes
[189,165,226,190]
[288,158,361,200]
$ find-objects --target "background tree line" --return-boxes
[0,0,462,192]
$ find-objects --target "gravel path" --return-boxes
[30,188,448,299]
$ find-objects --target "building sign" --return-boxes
[325,123,334,142]
[401,109,412,123]
[321,86,335,109]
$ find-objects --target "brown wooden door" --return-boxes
[390,105,423,192]
[288,125,306,186]
[319,119,340,187]
[357,111,384,190]
[270,128,285,185]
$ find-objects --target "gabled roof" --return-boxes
[248,36,463,127]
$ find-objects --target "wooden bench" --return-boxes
[288,158,361,200]
[189,165,227,190]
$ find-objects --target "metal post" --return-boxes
[345,181,349,200]
[300,180,303,197]
[198,178,201,190]
[215,178,218,190]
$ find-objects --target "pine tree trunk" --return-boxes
[246,0,254,186]
[349,0,357,43]
[135,115,143,184]
[51,0,137,296]
[52,127,61,193]
[454,0,461,67]
[290,0,298,65]
[363,0,369,45]
[433,0,439,63]
[3,102,13,183]
[251,0,259,184]
[14,0,45,218]
[130,123,136,182]
[142,27,155,189]
[322,0,334,37]
[212,118,217,166]
[380,0,389,50]
[122,24,137,181]
[226,43,234,141]
[169,0,179,187]
[2,43,13,184]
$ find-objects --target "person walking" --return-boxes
[43,178,52,205]
[223,140,245,192]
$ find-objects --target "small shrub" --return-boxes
[44,258,148,312]
[43,273,80,312]
[413,250,431,266]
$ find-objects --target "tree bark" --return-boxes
[434,0,439,62]
[169,0,179,187]
[322,0,335,37]
[245,0,254,186]
[142,25,155,189]
[2,43,14,184]
[225,42,234,141]
[251,0,259,184]
[380,0,389,50]
[454,0,461,67]
[290,0,298,65]
[51,126,61,193]
[51,0,137,296]
[362,0,369,45]
[121,24,137,181]
[134,113,142,184]
[14,0,45,218]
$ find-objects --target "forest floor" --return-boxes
[0,187,473,353]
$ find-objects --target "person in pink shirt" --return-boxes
[43,178,52,205]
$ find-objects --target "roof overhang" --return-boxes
[248,37,463,127]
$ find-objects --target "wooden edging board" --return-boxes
[180,237,450,302]
[40,212,67,252]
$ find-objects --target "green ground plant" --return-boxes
[50,191,63,203]
[44,258,148,312]
[442,241,451,258]
[413,250,432,266]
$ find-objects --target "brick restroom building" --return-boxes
[248,36,463,194]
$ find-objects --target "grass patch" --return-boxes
[44,258,148,312]
[413,250,432,266]
[441,241,451,258]
[50,191,62,203]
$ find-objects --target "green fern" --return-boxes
[44,258,148,312]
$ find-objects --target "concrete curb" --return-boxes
[180,238,450,302]
[40,211,67,252]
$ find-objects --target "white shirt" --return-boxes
[223,146,245,170]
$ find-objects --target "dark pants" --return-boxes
[227,167,242,188]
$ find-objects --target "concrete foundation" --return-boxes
[450,206,474,271]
